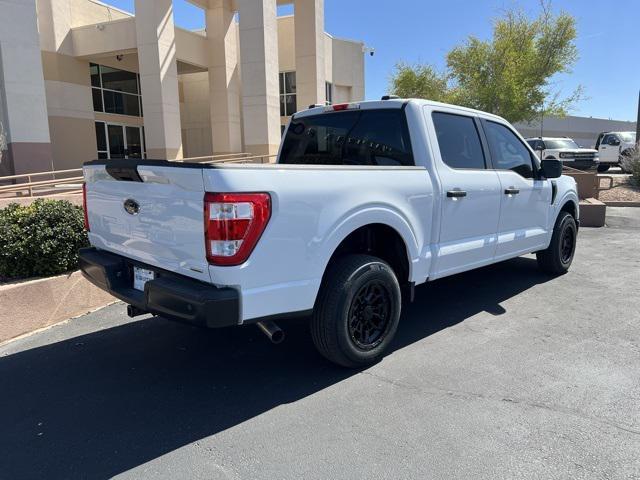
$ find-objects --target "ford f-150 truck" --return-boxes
[80,99,579,367]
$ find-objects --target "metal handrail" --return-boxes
[200,154,278,164]
[0,176,84,192]
[0,168,82,183]
[0,151,278,199]
[177,152,252,162]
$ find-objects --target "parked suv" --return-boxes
[595,131,637,172]
[526,137,598,170]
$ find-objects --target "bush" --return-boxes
[0,199,89,280]
[630,152,640,185]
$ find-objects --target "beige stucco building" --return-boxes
[0,0,365,175]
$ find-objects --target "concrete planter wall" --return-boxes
[562,170,611,227]
[0,271,114,343]
[0,193,82,209]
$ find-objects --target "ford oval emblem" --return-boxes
[123,199,140,215]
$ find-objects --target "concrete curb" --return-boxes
[604,201,640,207]
[0,270,115,343]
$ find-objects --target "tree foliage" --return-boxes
[388,63,450,103]
[389,2,583,123]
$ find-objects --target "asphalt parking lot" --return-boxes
[1,207,639,480]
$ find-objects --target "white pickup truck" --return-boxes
[594,131,637,172]
[80,99,579,367]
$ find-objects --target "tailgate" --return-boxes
[83,161,210,283]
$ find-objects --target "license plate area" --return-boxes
[133,266,155,291]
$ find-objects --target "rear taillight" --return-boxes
[204,192,271,266]
[82,183,90,231]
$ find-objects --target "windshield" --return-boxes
[544,139,580,149]
[619,132,636,143]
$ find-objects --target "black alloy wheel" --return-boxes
[348,280,393,350]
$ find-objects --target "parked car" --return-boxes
[525,136,599,170]
[594,131,637,172]
[80,99,579,368]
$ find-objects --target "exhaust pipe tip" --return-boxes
[270,328,285,344]
[256,320,285,344]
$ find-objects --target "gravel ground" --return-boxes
[1,207,639,480]
[599,174,640,202]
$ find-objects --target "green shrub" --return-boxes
[0,199,89,280]
[631,153,640,185]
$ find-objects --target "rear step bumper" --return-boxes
[79,247,239,328]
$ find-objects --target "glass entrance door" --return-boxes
[95,122,146,159]
[107,124,126,158]
[125,126,142,158]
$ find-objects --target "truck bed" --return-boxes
[83,159,434,322]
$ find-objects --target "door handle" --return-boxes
[504,188,520,195]
[447,190,467,198]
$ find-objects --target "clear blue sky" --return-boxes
[101,0,639,121]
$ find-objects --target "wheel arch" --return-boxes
[559,198,578,220]
[316,207,422,298]
[324,223,412,286]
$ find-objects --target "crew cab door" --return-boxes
[599,134,620,163]
[481,120,552,259]
[428,110,501,278]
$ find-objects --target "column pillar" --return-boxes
[206,0,242,154]
[237,0,280,156]
[0,0,53,175]
[294,0,325,108]
[135,0,183,159]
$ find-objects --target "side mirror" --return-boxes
[541,159,562,178]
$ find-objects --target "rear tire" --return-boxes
[536,211,577,275]
[310,254,401,368]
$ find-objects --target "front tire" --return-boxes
[311,254,401,368]
[536,211,577,275]
[597,164,610,172]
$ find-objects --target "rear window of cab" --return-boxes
[279,109,414,166]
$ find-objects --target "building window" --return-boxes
[325,81,333,105]
[91,63,143,117]
[279,71,297,116]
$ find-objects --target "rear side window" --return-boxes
[484,121,535,178]
[279,109,414,166]
[432,112,486,169]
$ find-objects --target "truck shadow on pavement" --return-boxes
[0,257,552,479]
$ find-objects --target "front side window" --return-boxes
[432,112,485,169]
[279,71,297,116]
[484,121,535,178]
[279,109,413,166]
[90,63,142,117]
